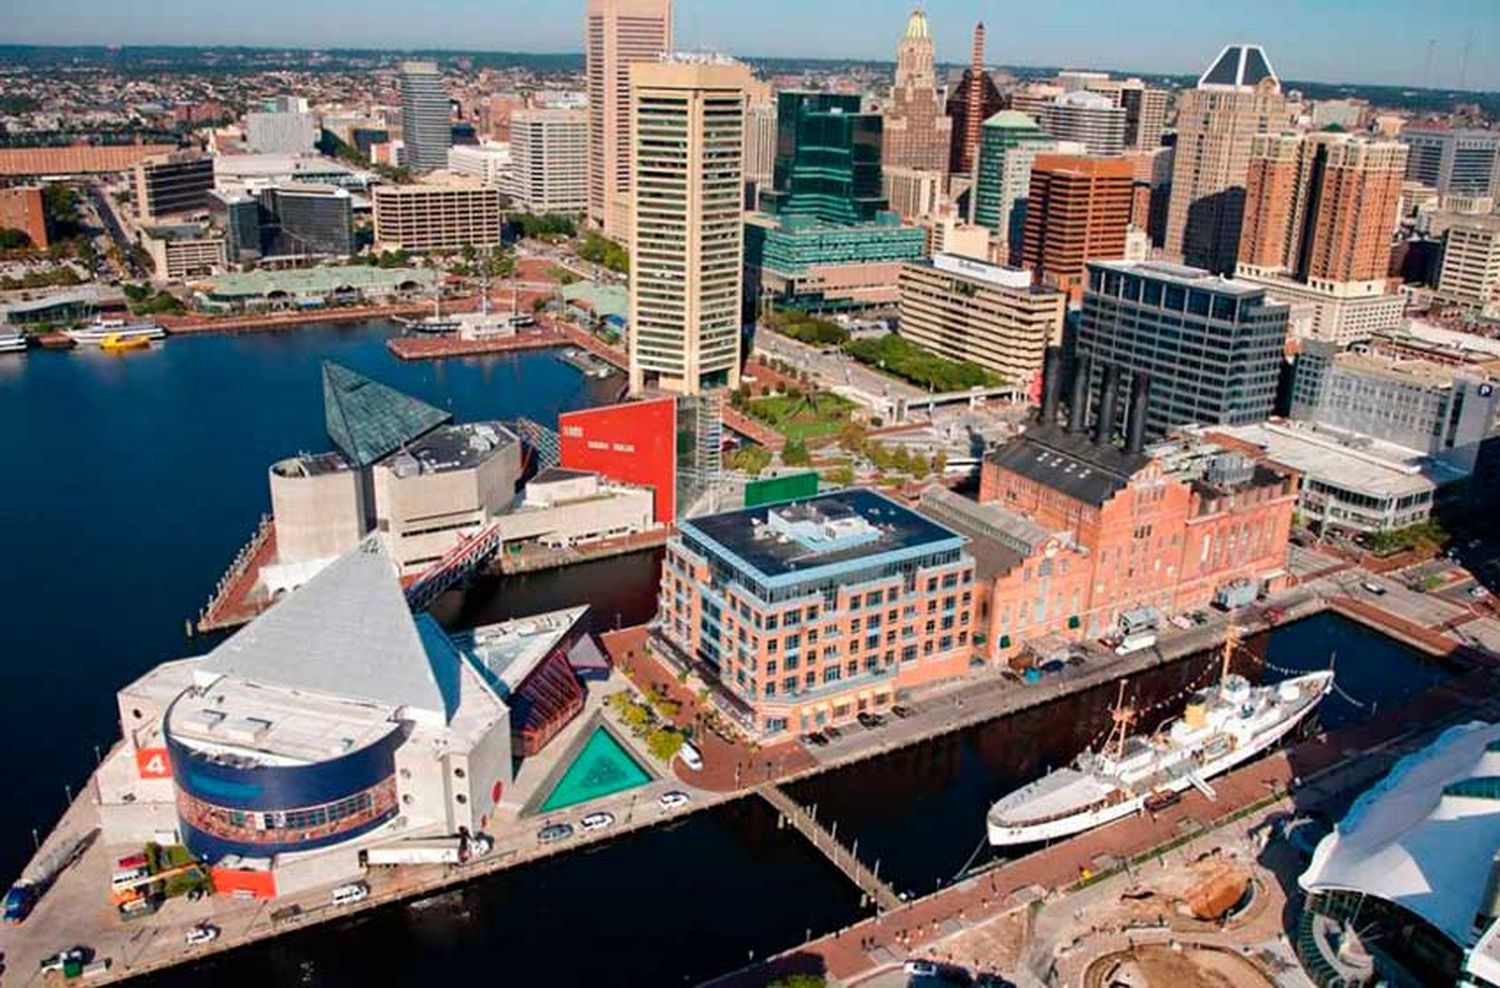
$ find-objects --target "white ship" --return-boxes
[0,329,26,353]
[64,317,165,346]
[987,627,1333,846]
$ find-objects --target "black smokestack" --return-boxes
[1125,371,1151,455]
[1095,364,1120,446]
[1039,346,1062,426]
[1067,354,1092,433]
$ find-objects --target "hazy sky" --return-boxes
[9,0,1499,90]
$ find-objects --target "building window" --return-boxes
[824,667,842,683]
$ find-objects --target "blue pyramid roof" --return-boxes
[322,361,450,468]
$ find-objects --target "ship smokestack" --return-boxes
[1095,364,1121,446]
[1039,346,1062,426]
[1067,354,1092,433]
[1125,371,1151,454]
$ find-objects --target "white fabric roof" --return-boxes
[1299,720,1500,946]
[199,538,459,724]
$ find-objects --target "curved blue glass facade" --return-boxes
[165,719,407,860]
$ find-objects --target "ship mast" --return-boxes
[1220,623,1241,683]
[1106,681,1137,760]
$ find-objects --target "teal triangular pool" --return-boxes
[538,726,652,812]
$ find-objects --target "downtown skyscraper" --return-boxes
[399,61,451,173]
[586,0,673,243]
[882,9,952,174]
[1163,44,1286,274]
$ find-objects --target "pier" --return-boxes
[758,785,902,913]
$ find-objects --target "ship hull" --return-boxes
[987,671,1331,846]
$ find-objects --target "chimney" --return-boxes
[1125,371,1151,454]
[1478,850,1500,933]
[1039,346,1062,426]
[1095,364,1121,445]
[1067,354,1092,433]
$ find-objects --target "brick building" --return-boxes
[0,185,48,247]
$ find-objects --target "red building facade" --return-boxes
[558,396,678,525]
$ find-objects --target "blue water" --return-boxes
[0,323,621,881]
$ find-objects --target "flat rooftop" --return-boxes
[272,451,351,478]
[1090,259,1271,297]
[451,605,589,700]
[683,488,963,582]
[987,423,1151,508]
[1207,422,1443,499]
[383,421,515,476]
[167,671,400,767]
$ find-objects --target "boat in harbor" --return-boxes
[986,626,1333,846]
[64,318,165,347]
[0,329,26,353]
[100,332,151,352]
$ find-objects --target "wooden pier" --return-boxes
[758,784,902,912]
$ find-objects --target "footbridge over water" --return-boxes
[757,784,902,912]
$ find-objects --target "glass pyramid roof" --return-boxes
[322,361,451,468]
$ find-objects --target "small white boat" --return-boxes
[65,318,165,346]
[0,329,26,353]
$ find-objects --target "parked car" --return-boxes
[184,924,219,946]
[891,705,913,719]
[904,958,940,977]
[678,742,703,771]
[658,791,690,810]
[40,946,91,974]
[823,725,843,740]
[857,712,885,729]
[1361,580,1387,596]
[803,731,829,746]
[580,812,615,832]
[331,882,369,907]
[537,823,574,844]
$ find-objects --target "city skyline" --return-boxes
[5,0,1499,92]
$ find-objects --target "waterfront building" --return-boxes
[1075,260,1289,439]
[1084,78,1168,151]
[558,395,679,524]
[946,22,1003,176]
[1400,127,1500,197]
[0,185,48,247]
[586,0,673,240]
[494,467,656,548]
[970,111,1056,253]
[210,190,262,262]
[244,108,319,155]
[1208,420,1448,533]
[1038,91,1126,158]
[1019,154,1134,300]
[1435,216,1500,316]
[761,92,888,225]
[371,174,503,252]
[0,143,178,178]
[1290,339,1500,470]
[952,392,1296,661]
[134,152,215,223]
[655,488,977,737]
[140,223,228,282]
[883,9,952,175]
[1236,131,1407,343]
[627,55,750,397]
[1298,720,1500,988]
[255,184,355,259]
[100,539,603,898]
[1164,44,1287,274]
[897,252,1065,385]
[745,212,926,312]
[399,61,451,174]
[446,143,514,191]
[191,266,437,313]
[264,362,522,582]
[508,109,588,214]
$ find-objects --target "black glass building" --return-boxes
[759,92,888,225]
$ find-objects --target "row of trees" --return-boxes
[844,334,999,392]
[766,309,847,346]
[578,232,629,274]
[509,212,577,240]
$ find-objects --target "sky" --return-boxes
[7,0,1500,91]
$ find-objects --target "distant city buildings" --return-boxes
[970,111,1055,255]
[898,252,1065,386]
[134,152,215,223]
[1019,154,1134,300]
[244,101,319,155]
[1039,91,1126,157]
[1165,44,1287,275]
[627,55,750,396]
[882,10,951,180]
[399,61,451,173]
[1435,216,1500,316]
[1075,260,1290,439]
[1400,127,1500,198]
[371,174,503,252]
[1085,77,1168,151]
[761,92,887,224]
[742,82,777,209]
[946,22,1004,176]
[0,143,179,178]
[508,108,588,214]
[586,0,673,241]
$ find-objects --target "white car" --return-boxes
[1471,586,1490,599]
[678,742,703,771]
[658,791,690,810]
[581,811,615,831]
[331,882,370,907]
[185,924,219,946]
[904,958,940,977]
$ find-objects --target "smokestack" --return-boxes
[1125,371,1151,455]
[1067,354,1092,433]
[1095,364,1121,446]
[962,22,985,174]
[1478,851,1500,932]
[1039,346,1062,426]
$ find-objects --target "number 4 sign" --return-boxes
[135,748,172,779]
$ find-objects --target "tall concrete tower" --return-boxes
[399,61,451,173]
[963,23,986,175]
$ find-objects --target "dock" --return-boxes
[758,785,902,912]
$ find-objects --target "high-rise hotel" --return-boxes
[628,55,751,396]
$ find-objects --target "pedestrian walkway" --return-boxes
[758,784,902,912]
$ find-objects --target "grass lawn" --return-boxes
[746,392,856,441]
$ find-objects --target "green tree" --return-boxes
[645,728,685,761]
[769,975,827,988]
[0,228,32,250]
[783,437,812,466]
